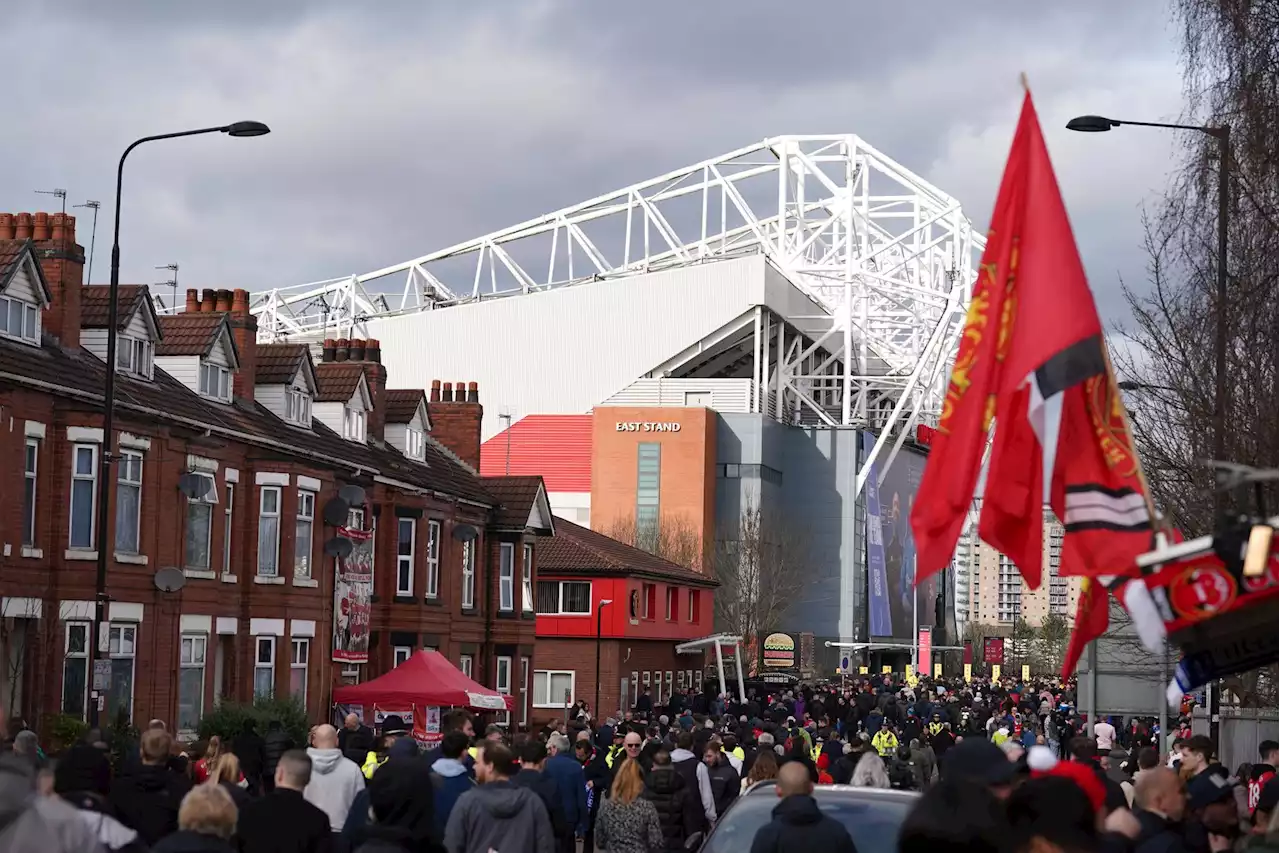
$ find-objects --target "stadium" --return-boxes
[249,134,983,673]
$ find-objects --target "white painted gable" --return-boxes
[527,483,554,533]
[1,260,49,307]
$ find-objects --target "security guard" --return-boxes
[363,715,411,779]
[872,721,899,758]
[928,714,945,737]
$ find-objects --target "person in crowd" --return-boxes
[261,720,295,793]
[207,752,251,812]
[1005,775,1102,853]
[0,751,102,851]
[304,724,366,834]
[898,776,1011,853]
[353,757,442,853]
[12,730,44,774]
[111,728,194,846]
[232,719,267,796]
[153,784,239,853]
[669,730,716,831]
[237,749,333,853]
[544,732,588,852]
[339,714,375,766]
[429,730,478,838]
[851,748,890,789]
[53,742,144,853]
[1122,747,1161,808]
[644,750,700,852]
[702,742,739,818]
[513,740,569,847]
[595,759,664,853]
[1130,766,1189,853]
[421,710,476,770]
[745,750,779,792]
[443,741,555,853]
[940,737,1016,799]
[194,736,227,784]
[748,761,856,853]
[1094,715,1118,753]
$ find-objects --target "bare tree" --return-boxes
[0,599,43,720]
[711,500,810,672]
[1033,612,1070,675]
[601,512,705,572]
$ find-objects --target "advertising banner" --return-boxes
[934,663,943,678]
[983,637,1005,665]
[412,705,442,746]
[917,627,932,676]
[862,433,892,637]
[992,664,1001,682]
[1021,665,1030,682]
[333,526,373,663]
[763,633,796,668]
[963,663,972,682]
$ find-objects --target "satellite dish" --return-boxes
[154,567,186,593]
[323,536,354,558]
[338,484,367,507]
[452,524,478,542]
[322,497,350,527]
[178,472,211,500]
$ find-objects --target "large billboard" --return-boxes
[864,433,935,640]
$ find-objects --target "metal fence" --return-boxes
[1192,707,1279,771]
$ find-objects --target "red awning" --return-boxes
[332,650,513,712]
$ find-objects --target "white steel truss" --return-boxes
[250,135,984,496]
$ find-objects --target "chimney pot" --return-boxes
[365,338,381,363]
[442,382,454,402]
[14,213,32,240]
[50,212,68,242]
[215,289,234,312]
[65,213,76,244]
[349,339,366,361]
[31,212,50,241]
[334,338,350,362]
[430,379,441,402]
[185,289,200,313]
[200,289,217,313]
[467,381,479,403]
[231,288,250,316]
[0,213,12,240]
[322,338,337,363]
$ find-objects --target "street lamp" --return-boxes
[91,121,270,727]
[594,599,613,719]
[1067,113,1231,523]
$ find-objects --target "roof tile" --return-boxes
[80,285,149,331]
[256,343,309,385]
[482,475,546,529]
[314,362,365,403]
[537,516,717,587]
[155,313,224,356]
[384,389,425,424]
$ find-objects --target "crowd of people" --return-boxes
[0,674,1275,853]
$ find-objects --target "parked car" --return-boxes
[692,781,918,853]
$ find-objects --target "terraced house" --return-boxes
[0,210,551,734]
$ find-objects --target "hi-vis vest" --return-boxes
[928,723,944,737]
[872,731,898,757]
[731,746,745,762]
[604,745,624,768]
[362,751,385,779]
[468,746,478,761]
[809,744,822,762]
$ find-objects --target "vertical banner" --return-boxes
[963,663,972,682]
[933,663,942,678]
[412,705,442,746]
[917,627,932,676]
[1021,664,1030,682]
[991,664,1001,682]
[963,640,973,665]
[882,665,892,674]
[904,663,914,678]
[983,637,1005,666]
[863,433,892,636]
[333,526,374,663]
[859,666,868,675]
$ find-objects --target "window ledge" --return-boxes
[65,549,97,561]
[393,594,416,604]
[184,569,217,580]
[460,606,479,617]
[116,553,148,565]
[20,547,42,559]
[220,574,238,584]
[292,577,319,588]
[253,575,286,585]
[423,596,442,606]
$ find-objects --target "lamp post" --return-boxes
[594,599,613,719]
[90,121,270,727]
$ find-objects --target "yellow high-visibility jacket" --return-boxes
[362,751,385,779]
[872,731,899,757]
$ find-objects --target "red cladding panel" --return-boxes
[480,415,592,492]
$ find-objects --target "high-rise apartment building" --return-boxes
[963,507,1080,628]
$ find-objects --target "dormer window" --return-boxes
[0,295,39,344]
[344,406,366,442]
[116,336,154,379]
[199,362,232,402]
[285,388,312,426]
[406,426,425,461]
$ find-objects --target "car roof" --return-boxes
[741,780,919,802]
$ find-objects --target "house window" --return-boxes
[636,442,661,549]
[116,337,154,379]
[393,646,413,667]
[177,634,206,732]
[459,654,473,678]
[535,581,592,615]
[290,639,309,704]
[461,539,475,609]
[396,518,415,596]
[688,589,699,622]
[0,294,39,343]
[198,362,231,402]
[519,657,530,728]
[285,388,312,426]
[641,583,655,620]
[22,440,37,547]
[495,656,512,726]
[69,444,98,550]
[533,671,574,708]
[295,490,315,579]
[521,544,534,613]
[499,543,515,611]
[115,450,144,554]
[344,407,366,442]
[62,622,89,718]
[222,483,235,576]
[406,427,425,461]
[258,487,281,577]
[666,587,676,621]
[254,637,275,699]
[424,520,441,598]
[106,624,136,722]
[184,473,217,570]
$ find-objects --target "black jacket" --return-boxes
[1132,808,1191,853]
[643,766,699,850]
[232,731,267,790]
[705,758,739,818]
[237,788,333,853]
[748,795,857,853]
[152,830,237,853]
[262,730,295,785]
[340,725,375,766]
[512,768,569,840]
[109,763,193,846]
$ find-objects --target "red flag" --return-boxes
[1062,577,1107,677]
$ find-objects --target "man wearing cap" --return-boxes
[941,737,1016,798]
[362,715,414,779]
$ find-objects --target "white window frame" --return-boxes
[396,518,416,596]
[294,490,315,579]
[198,361,231,402]
[285,388,312,427]
[688,589,697,622]
[69,443,98,550]
[254,636,275,699]
[115,449,144,554]
[461,539,475,609]
[62,622,90,718]
[222,483,235,576]
[393,646,413,667]
[184,472,217,571]
[495,655,512,726]
[406,426,425,461]
[521,544,534,614]
[178,634,207,732]
[665,586,675,621]
[116,336,154,379]
[498,543,515,611]
[257,486,281,577]
[519,657,530,727]
[459,654,473,678]
[533,670,575,708]
[22,439,38,547]
[106,623,137,722]
[0,294,39,344]
[535,580,592,616]
[425,520,441,599]
[344,406,366,442]
[290,638,309,705]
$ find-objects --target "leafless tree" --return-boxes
[1032,612,1070,675]
[0,600,42,720]
[601,512,705,572]
[710,500,811,673]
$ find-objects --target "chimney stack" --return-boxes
[215,289,234,312]
[9,211,85,347]
[14,213,32,239]
[0,214,13,239]
[365,338,381,364]
[334,338,350,362]
[348,338,366,362]
[32,213,49,241]
[322,339,337,362]
[428,377,484,471]
[227,288,257,404]
[200,289,216,313]
[185,289,200,313]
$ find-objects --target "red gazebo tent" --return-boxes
[333,650,513,711]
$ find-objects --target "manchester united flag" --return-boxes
[910,88,1166,665]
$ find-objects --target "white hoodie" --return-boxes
[303,747,366,830]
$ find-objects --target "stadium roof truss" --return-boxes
[251,135,985,497]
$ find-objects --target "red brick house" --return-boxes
[0,210,548,735]
[533,517,717,724]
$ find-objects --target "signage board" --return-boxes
[92,660,112,692]
[762,633,795,668]
[615,422,682,433]
[983,637,1005,665]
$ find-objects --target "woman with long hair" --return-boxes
[595,758,664,853]
[744,749,779,792]
[193,736,224,784]
[206,751,251,811]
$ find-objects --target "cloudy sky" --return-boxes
[4,0,1186,325]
